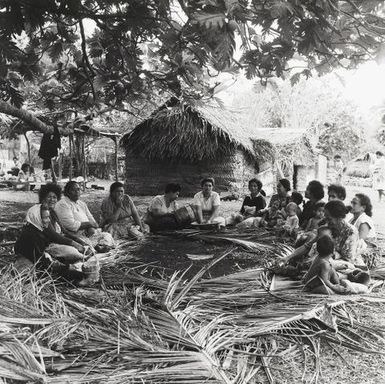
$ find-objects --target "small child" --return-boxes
[295,202,325,247]
[260,199,282,228]
[304,202,325,232]
[290,191,303,217]
[281,202,299,235]
[303,235,346,294]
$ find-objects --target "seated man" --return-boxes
[55,181,114,251]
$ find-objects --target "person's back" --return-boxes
[302,234,345,293]
[303,256,328,285]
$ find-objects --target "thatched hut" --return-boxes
[121,98,275,196]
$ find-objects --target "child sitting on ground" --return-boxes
[280,202,299,236]
[260,199,283,228]
[302,235,347,294]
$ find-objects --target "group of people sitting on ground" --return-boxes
[14,176,376,293]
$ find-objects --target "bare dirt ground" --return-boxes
[1,182,385,383]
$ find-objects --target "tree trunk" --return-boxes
[23,132,31,164]
[69,135,73,180]
[114,137,118,181]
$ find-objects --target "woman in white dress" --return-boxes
[193,178,225,226]
[349,193,376,260]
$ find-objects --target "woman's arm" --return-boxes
[43,226,84,252]
[61,227,88,246]
[339,231,358,263]
[131,201,145,231]
[102,206,122,226]
[358,223,371,241]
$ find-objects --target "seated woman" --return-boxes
[299,180,325,229]
[145,183,181,232]
[231,178,266,227]
[348,193,376,260]
[14,204,90,285]
[193,178,225,226]
[240,178,266,217]
[268,178,291,210]
[101,182,147,239]
[55,181,114,251]
[39,183,89,260]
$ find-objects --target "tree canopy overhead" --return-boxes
[1,0,385,133]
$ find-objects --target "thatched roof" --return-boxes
[122,98,273,163]
[122,98,317,164]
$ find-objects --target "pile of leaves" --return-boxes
[1,234,385,383]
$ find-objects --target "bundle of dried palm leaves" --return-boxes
[1,239,385,384]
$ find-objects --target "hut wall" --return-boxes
[125,150,271,197]
[294,165,315,193]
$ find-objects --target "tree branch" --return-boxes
[0,100,72,135]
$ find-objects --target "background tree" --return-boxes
[0,0,385,134]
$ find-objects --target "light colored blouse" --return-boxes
[148,195,177,215]
[101,195,135,224]
[349,212,376,239]
[55,196,98,233]
[193,191,220,213]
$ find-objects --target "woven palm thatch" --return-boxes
[122,98,274,163]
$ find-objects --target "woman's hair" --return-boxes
[328,184,346,200]
[165,183,181,194]
[64,181,78,197]
[376,151,384,156]
[248,178,262,190]
[317,235,335,257]
[201,177,215,187]
[279,178,291,192]
[21,163,30,172]
[325,200,347,219]
[314,201,326,210]
[307,180,325,200]
[39,183,62,203]
[291,191,303,205]
[110,181,124,194]
[355,193,373,217]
